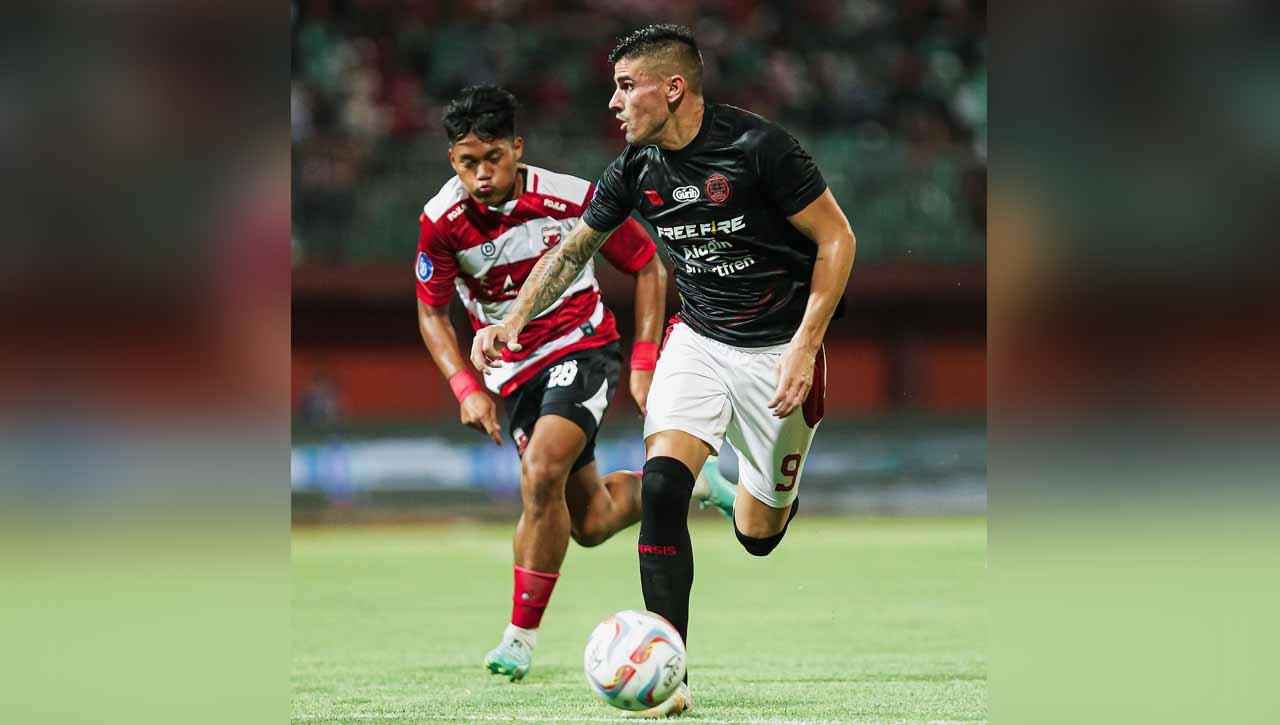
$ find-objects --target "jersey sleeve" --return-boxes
[598,216,657,274]
[581,152,633,232]
[414,214,458,307]
[755,124,828,217]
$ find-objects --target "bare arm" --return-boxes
[630,254,667,348]
[626,253,667,415]
[768,189,857,417]
[787,189,856,353]
[419,299,503,445]
[418,299,471,379]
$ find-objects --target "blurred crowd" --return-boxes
[292,0,986,264]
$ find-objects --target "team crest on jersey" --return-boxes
[542,224,562,247]
[481,241,497,258]
[705,174,732,204]
[415,251,433,282]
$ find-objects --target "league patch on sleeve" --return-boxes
[415,251,434,283]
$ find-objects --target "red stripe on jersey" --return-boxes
[466,288,606,359]
[498,319,619,397]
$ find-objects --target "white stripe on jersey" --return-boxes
[526,166,592,206]
[422,177,467,222]
[480,297,606,394]
[454,269,598,326]
[454,216,579,275]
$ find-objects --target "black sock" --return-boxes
[637,456,695,656]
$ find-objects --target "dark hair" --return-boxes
[608,24,703,92]
[442,85,519,143]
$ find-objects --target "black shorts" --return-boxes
[503,342,622,473]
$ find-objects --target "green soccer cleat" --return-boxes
[483,635,533,682]
[692,457,735,521]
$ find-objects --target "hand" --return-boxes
[459,390,503,446]
[768,344,816,418]
[470,322,523,372]
[629,369,653,417]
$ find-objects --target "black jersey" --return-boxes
[582,103,828,347]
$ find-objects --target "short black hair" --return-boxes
[442,85,519,143]
[608,24,703,93]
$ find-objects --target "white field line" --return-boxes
[292,714,982,724]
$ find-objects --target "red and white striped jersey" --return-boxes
[415,164,657,397]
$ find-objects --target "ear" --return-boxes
[512,137,524,162]
[666,75,687,105]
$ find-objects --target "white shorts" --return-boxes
[643,322,826,508]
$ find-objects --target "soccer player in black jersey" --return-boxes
[471,24,856,717]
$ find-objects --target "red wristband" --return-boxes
[630,341,658,371]
[448,370,483,402]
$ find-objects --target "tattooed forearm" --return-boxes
[504,221,611,328]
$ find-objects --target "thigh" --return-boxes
[524,413,588,483]
[643,324,732,452]
[725,346,826,509]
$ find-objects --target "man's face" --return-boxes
[609,57,670,146]
[448,133,523,205]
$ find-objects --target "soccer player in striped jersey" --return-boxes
[414,85,668,682]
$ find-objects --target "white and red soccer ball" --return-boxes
[583,610,686,711]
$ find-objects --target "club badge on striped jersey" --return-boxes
[542,224,562,247]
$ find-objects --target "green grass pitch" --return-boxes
[292,516,986,724]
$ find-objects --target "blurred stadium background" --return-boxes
[290,0,986,520]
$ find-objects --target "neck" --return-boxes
[654,98,706,151]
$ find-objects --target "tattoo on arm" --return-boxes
[511,223,611,325]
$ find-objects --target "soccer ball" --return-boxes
[583,609,686,711]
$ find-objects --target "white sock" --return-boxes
[503,623,537,649]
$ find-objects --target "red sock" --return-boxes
[511,565,559,629]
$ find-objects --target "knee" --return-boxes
[641,456,695,512]
[570,527,607,548]
[735,526,784,557]
[734,499,799,557]
[521,453,570,514]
